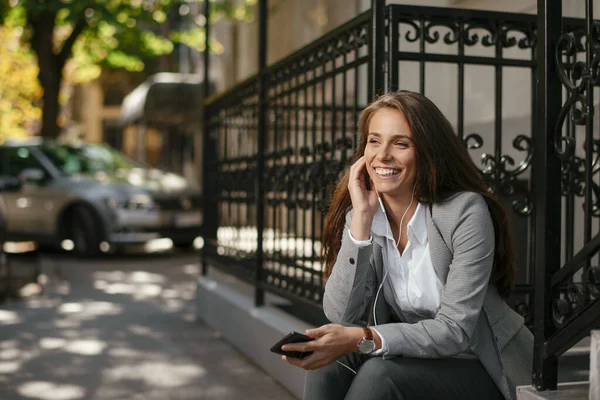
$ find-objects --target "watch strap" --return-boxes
[357,327,376,354]
[362,326,373,341]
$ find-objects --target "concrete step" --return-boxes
[558,336,591,383]
[518,330,600,400]
[518,382,589,400]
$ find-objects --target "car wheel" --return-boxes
[69,206,101,257]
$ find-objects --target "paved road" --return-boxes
[0,250,296,400]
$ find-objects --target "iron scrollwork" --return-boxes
[555,23,600,213]
[561,155,586,197]
[397,18,420,43]
[424,20,460,45]
[554,28,587,161]
[464,133,534,216]
[552,275,600,328]
[499,23,537,49]
[463,22,496,47]
[396,16,536,52]
[551,20,600,329]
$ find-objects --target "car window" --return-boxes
[0,147,44,177]
[73,145,116,173]
[37,143,141,175]
[77,144,142,172]
[38,144,83,175]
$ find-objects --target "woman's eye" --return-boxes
[395,142,408,148]
[368,139,379,144]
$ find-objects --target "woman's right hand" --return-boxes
[348,156,379,217]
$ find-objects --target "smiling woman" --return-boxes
[281,91,532,400]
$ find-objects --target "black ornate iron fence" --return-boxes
[203,10,372,306]
[261,12,372,306]
[200,0,600,391]
[203,76,260,279]
[533,0,600,390]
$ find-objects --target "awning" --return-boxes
[119,73,210,126]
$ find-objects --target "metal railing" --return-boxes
[200,0,600,390]
[533,0,600,390]
[203,9,372,307]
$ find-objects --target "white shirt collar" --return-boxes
[371,202,427,245]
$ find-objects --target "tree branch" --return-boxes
[57,17,87,68]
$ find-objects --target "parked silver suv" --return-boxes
[0,139,203,255]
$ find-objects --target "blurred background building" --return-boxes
[4,0,595,184]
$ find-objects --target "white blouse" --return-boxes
[349,202,443,354]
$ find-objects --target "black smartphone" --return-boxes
[270,331,314,359]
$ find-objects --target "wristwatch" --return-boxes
[357,327,377,355]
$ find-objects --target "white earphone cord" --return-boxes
[374,183,416,326]
[336,360,357,374]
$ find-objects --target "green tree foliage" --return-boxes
[0,0,256,138]
[0,20,42,143]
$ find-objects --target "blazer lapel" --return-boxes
[426,207,452,283]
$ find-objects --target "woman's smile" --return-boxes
[374,167,401,177]
[373,167,404,182]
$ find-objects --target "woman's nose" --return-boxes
[376,145,392,160]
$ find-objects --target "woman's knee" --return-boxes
[345,358,406,400]
[356,358,392,380]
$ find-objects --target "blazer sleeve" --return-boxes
[322,211,377,324]
[374,193,495,358]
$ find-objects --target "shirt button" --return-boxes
[349,257,355,265]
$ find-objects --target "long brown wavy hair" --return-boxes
[321,91,515,299]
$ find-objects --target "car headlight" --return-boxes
[127,193,154,210]
[106,198,127,209]
[105,194,155,210]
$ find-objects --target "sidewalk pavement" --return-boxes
[0,251,296,400]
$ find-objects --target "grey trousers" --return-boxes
[303,353,504,400]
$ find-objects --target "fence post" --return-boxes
[201,0,214,277]
[370,0,386,98]
[533,0,562,390]
[387,5,398,92]
[255,0,268,307]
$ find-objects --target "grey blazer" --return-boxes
[323,191,533,400]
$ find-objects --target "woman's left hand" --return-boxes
[281,324,362,370]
